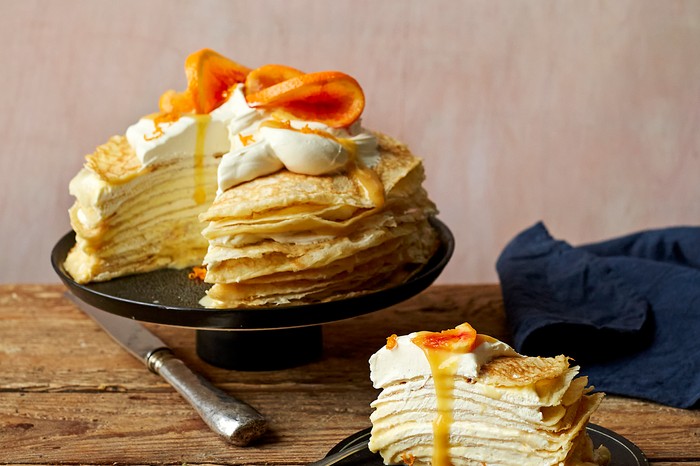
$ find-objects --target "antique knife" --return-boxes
[66,293,267,446]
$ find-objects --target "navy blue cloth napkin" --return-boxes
[496,222,700,408]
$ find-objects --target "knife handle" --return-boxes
[147,348,267,446]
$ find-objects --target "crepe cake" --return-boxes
[64,49,439,308]
[368,323,611,466]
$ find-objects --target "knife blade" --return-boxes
[307,439,369,466]
[65,292,267,446]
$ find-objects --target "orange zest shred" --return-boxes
[401,452,416,466]
[385,334,398,350]
[238,133,255,146]
[411,323,478,353]
[188,266,207,281]
[144,111,182,141]
[245,70,365,128]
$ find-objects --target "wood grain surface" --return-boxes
[2,1,700,285]
[1,284,698,464]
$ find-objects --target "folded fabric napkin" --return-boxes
[496,222,700,408]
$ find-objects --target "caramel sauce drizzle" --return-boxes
[415,343,456,466]
[142,112,209,204]
[192,114,210,204]
[411,325,477,466]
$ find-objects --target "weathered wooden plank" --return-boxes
[3,391,697,464]
[0,390,372,464]
[591,397,700,462]
[1,284,698,464]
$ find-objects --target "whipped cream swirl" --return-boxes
[217,85,380,194]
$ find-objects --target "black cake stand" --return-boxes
[51,218,454,370]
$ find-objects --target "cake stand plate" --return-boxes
[51,218,454,370]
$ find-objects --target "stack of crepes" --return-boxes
[199,128,437,308]
[369,323,611,466]
[64,113,229,284]
[64,49,438,308]
[64,50,248,284]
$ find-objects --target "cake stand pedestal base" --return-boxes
[196,325,323,370]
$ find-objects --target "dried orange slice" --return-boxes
[159,89,194,114]
[412,323,478,353]
[244,64,304,94]
[245,71,365,128]
[160,48,250,115]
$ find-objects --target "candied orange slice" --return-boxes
[160,48,250,115]
[244,64,304,94]
[159,89,194,114]
[412,323,478,353]
[245,71,365,128]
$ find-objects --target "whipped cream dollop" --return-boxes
[125,97,239,167]
[369,332,519,389]
[217,85,380,194]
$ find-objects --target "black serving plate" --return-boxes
[52,218,453,369]
[324,424,649,465]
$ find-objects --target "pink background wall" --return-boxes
[2,0,699,284]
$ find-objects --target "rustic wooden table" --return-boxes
[1,284,698,465]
